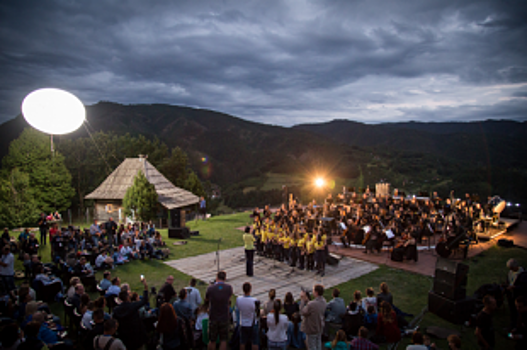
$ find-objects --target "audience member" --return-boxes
[447,334,461,350]
[69,284,85,311]
[156,303,186,350]
[112,277,149,350]
[377,301,401,347]
[377,282,393,307]
[235,282,259,350]
[0,322,23,350]
[475,295,497,350]
[18,321,46,350]
[324,329,348,350]
[266,299,289,350]
[173,288,193,322]
[67,277,81,299]
[362,287,378,313]
[186,278,202,313]
[510,295,526,350]
[84,308,105,350]
[325,288,346,324]
[0,245,15,292]
[300,284,327,350]
[263,289,276,315]
[287,312,306,349]
[350,326,379,350]
[407,331,427,350]
[99,271,112,291]
[159,275,176,303]
[93,319,126,350]
[364,305,378,330]
[283,292,299,321]
[206,271,233,350]
[105,277,121,297]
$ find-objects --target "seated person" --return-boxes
[32,311,59,346]
[75,256,94,277]
[18,321,46,350]
[120,242,138,260]
[139,240,154,260]
[112,249,129,265]
[364,305,378,330]
[95,250,113,269]
[325,288,346,324]
[153,231,166,247]
[99,271,112,291]
[33,265,63,291]
[105,277,121,297]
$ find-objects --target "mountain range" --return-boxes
[1,102,526,204]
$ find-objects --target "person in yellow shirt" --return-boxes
[281,233,290,263]
[314,232,326,276]
[306,234,315,271]
[297,235,306,270]
[253,224,263,256]
[288,231,297,267]
[243,226,256,276]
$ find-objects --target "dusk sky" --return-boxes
[1,0,526,126]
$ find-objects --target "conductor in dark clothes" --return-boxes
[243,227,255,277]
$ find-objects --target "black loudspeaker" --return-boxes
[168,227,190,239]
[428,292,475,324]
[433,259,469,301]
[435,258,469,278]
[433,280,466,300]
[170,209,186,228]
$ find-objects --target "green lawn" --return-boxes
[14,213,527,349]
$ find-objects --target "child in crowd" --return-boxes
[362,287,377,313]
[364,305,378,330]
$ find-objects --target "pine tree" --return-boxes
[123,171,158,221]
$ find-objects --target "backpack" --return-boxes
[95,335,115,350]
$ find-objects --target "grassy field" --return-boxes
[14,213,527,349]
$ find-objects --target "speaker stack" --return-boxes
[428,258,475,324]
[168,209,195,239]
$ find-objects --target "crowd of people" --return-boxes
[1,194,526,350]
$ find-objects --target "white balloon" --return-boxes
[21,88,85,135]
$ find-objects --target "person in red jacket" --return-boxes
[376,301,401,348]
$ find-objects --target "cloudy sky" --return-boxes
[1,0,526,126]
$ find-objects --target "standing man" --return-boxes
[475,295,497,350]
[300,284,327,350]
[0,246,15,292]
[236,282,259,350]
[113,277,149,350]
[206,271,233,350]
[186,278,202,313]
[37,213,48,246]
[105,217,118,249]
[89,219,102,247]
[200,196,207,220]
[243,227,255,277]
[159,275,176,303]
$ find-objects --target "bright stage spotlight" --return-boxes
[314,177,325,188]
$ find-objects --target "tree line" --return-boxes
[0,128,207,227]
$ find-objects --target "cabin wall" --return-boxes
[94,200,124,222]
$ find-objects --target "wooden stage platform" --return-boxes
[165,247,378,301]
[330,218,524,277]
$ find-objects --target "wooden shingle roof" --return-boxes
[85,157,200,209]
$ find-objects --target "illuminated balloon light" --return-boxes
[22,88,85,135]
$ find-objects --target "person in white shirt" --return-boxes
[235,282,259,350]
[186,278,202,313]
[266,299,289,349]
[95,250,113,269]
[82,301,95,330]
[0,246,15,291]
[362,287,378,314]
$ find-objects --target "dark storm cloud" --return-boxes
[0,0,526,126]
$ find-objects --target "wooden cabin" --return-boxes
[85,156,199,225]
